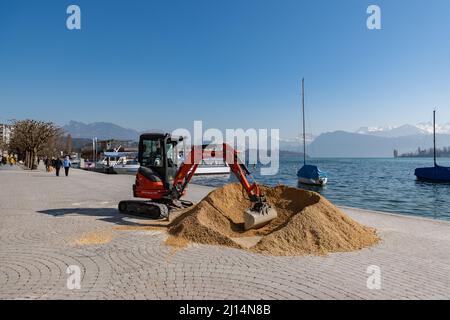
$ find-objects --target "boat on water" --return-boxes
[195,158,230,175]
[96,152,123,168]
[178,145,231,176]
[415,110,450,183]
[96,151,138,174]
[297,164,328,186]
[109,148,230,175]
[113,157,140,175]
[296,78,328,186]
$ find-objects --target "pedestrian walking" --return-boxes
[63,156,71,177]
[52,157,63,177]
[44,157,49,172]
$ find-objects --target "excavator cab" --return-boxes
[138,133,182,191]
[119,133,188,219]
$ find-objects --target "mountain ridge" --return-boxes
[356,122,450,137]
[61,120,450,157]
[309,131,450,158]
[62,121,163,141]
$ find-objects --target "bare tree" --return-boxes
[65,134,73,154]
[40,135,65,160]
[0,139,6,154]
[9,119,63,169]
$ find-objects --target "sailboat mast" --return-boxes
[302,78,306,165]
[434,109,437,167]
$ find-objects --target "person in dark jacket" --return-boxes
[44,157,50,172]
[52,157,63,176]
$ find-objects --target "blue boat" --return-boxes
[415,166,450,183]
[297,164,328,186]
[297,78,328,186]
[414,110,450,183]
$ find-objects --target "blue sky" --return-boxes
[0,0,449,138]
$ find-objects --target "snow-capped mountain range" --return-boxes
[306,122,450,157]
[416,122,450,135]
[356,123,450,137]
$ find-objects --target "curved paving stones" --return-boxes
[1,165,450,299]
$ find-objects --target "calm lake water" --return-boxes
[191,157,450,221]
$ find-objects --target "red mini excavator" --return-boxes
[118,133,277,230]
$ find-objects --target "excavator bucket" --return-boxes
[244,202,277,230]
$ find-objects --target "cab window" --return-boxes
[141,139,163,167]
[166,143,175,167]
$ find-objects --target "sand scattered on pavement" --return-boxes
[71,230,115,246]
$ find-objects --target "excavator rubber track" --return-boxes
[118,200,170,219]
[117,199,194,220]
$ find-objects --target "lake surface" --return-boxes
[191,157,450,221]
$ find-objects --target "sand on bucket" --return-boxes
[167,183,379,256]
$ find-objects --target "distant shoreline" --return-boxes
[397,156,450,159]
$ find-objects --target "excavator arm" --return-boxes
[171,143,262,202]
[168,143,276,229]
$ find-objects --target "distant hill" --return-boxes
[356,124,427,137]
[62,121,310,151]
[309,131,393,157]
[244,149,307,159]
[62,121,164,141]
[309,131,450,158]
[356,122,450,137]
[277,135,314,153]
[63,121,140,140]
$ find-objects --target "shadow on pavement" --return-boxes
[36,207,165,227]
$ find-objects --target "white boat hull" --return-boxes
[113,165,140,175]
[298,177,328,186]
[195,166,231,175]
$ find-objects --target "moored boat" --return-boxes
[195,159,230,175]
[297,78,328,186]
[113,158,140,175]
[415,166,450,183]
[415,110,450,183]
[297,164,328,186]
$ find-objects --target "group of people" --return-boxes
[1,155,16,166]
[44,156,72,177]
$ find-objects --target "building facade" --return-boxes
[0,124,12,144]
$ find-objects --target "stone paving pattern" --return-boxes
[1,165,450,299]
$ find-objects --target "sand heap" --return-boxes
[168,183,379,256]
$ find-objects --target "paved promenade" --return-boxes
[1,165,450,299]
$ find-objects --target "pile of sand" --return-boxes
[167,183,379,256]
